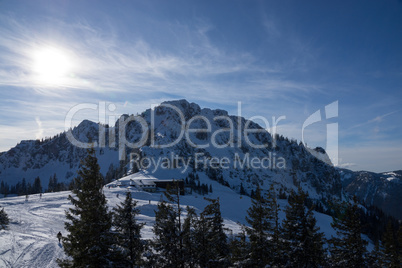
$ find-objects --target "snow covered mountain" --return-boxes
[1,99,400,220]
[339,169,402,220]
[0,119,120,191]
[0,99,389,266]
[0,99,342,204]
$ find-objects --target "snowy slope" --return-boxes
[0,171,348,268]
[0,192,68,267]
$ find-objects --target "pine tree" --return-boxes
[113,190,145,268]
[240,182,246,195]
[105,163,116,185]
[196,197,230,267]
[382,221,400,267]
[193,211,209,267]
[26,182,32,195]
[20,178,27,196]
[281,187,325,267]
[58,148,115,267]
[152,183,184,268]
[250,189,255,199]
[182,206,198,267]
[48,175,54,192]
[366,241,384,268]
[0,181,4,195]
[0,206,10,230]
[33,176,42,194]
[48,174,58,192]
[281,187,306,267]
[152,198,182,267]
[244,185,270,266]
[0,181,9,197]
[265,184,282,266]
[303,206,326,266]
[229,228,250,267]
[329,196,367,267]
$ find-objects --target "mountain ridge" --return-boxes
[0,99,399,219]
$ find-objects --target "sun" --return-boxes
[33,47,72,84]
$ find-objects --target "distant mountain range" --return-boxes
[0,99,400,219]
[339,169,402,219]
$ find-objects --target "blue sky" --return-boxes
[0,0,401,172]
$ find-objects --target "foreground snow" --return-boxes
[0,192,69,267]
[0,172,362,267]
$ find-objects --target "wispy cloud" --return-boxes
[368,111,399,123]
[0,13,319,100]
[348,110,399,130]
[35,116,43,139]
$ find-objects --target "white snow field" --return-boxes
[0,170,349,267]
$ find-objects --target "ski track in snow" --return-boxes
[0,193,69,268]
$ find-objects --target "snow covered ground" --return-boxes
[0,172,366,267]
[0,178,253,267]
[0,192,69,267]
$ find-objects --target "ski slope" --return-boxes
[0,192,69,267]
[0,173,352,268]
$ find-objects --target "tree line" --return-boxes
[1,177,44,196]
[0,175,70,197]
[57,149,401,267]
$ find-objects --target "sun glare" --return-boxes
[33,47,72,84]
